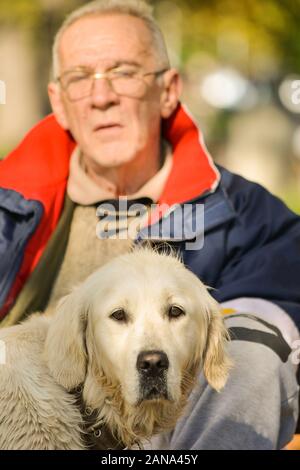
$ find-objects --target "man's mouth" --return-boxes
[93,123,122,132]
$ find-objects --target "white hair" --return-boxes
[52,0,170,79]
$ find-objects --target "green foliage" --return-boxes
[0,0,42,28]
[0,0,81,29]
[152,0,300,73]
[2,0,300,73]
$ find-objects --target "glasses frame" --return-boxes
[55,66,169,101]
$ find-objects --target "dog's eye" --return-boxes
[110,309,127,322]
[168,305,185,319]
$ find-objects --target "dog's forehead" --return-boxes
[88,253,205,315]
[88,252,206,300]
[100,255,188,288]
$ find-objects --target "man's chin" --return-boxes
[87,148,137,169]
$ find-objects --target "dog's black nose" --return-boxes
[137,350,169,376]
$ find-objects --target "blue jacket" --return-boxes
[1,110,300,329]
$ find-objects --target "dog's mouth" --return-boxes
[138,377,170,404]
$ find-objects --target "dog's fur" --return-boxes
[0,249,231,449]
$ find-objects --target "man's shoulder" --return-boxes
[217,164,298,220]
[217,164,270,196]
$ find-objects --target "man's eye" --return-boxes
[112,70,136,79]
[68,74,89,84]
[110,309,127,322]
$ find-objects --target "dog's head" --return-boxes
[45,249,231,408]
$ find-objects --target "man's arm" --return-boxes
[214,171,300,332]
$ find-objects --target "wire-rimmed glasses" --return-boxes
[56,66,169,101]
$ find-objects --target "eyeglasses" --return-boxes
[56,66,169,101]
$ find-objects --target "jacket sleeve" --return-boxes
[214,173,300,330]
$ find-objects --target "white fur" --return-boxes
[0,249,231,449]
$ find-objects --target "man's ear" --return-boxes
[48,81,70,130]
[160,68,182,119]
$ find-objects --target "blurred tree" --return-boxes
[0,0,41,27]
[151,0,300,74]
[0,0,83,114]
[1,0,300,75]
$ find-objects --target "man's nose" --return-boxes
[90,76,119,108]
[136,350,169,377]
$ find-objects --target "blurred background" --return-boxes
[1,0,300,212]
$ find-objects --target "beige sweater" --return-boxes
[47,205,134,308]
[46,147,172,311]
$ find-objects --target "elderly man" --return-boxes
[0,0,300,450]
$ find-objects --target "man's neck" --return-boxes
[82,141,166,197]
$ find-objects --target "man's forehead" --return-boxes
[59,13,155,70]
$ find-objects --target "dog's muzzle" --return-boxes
[136,350,169,401]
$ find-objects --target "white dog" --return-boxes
[0,249,231,449]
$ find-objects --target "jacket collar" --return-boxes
[0,103,220,206]
[137,180,237,243]
[160,104,220,206]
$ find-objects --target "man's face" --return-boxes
[49,14,178,170]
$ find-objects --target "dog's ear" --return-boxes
[202,299,232,392]
[44,289,89,390]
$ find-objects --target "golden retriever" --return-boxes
[0,249,231,449]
